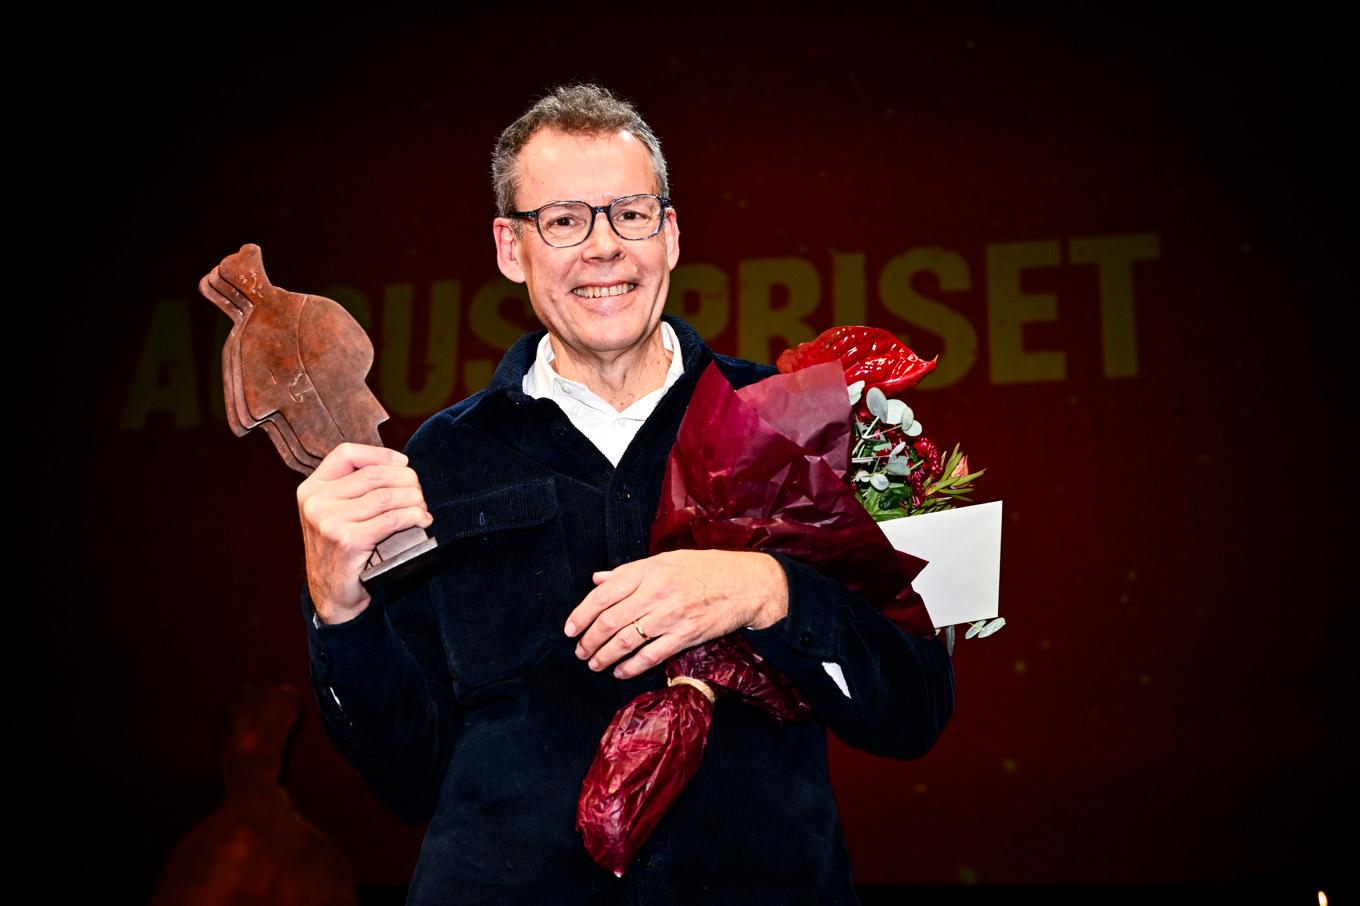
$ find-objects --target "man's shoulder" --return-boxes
[403,389,495,457]
[398,389,538,506]
[402,326,542,457]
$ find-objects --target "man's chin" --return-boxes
[561,319,663,358]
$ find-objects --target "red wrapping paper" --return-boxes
[575,635,811,877]
[653,360,933,634]
[576,359,934,877]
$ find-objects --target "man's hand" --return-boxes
[297,442,433,625]
[564,550,789,680]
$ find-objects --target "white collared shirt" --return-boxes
[522,321,685,467]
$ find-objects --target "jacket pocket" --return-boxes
[426,477,575,691]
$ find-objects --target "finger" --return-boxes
[325,464,424,502]
[574,592,654,661]
[299,469,427,538]
[582,614,654,672]
[345,505,435,552]
[311,442,408,482]
[301,467,425,528]
[325,466,426,509]
[613,632,687,680]
[564,568,643,637]
[331,483,430,525]
[592,569,614,584]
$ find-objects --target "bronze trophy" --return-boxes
[199,243,437,585]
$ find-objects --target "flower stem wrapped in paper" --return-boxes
[576,333,946,876]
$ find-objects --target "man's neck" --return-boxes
[547,325,672,411]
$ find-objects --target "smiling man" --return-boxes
[495,128,677,411]
[296,84,954,905]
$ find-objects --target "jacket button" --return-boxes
[615,487,632,501]
[799,631,814,648]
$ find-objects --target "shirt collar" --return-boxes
[523,320,683,404]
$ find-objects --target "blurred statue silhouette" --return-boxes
[149,685,358,906]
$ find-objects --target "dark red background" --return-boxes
[32,6,1347,897]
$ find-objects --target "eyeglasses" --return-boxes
[505,193,673,248]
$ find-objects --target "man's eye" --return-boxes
[549,215,583,229]
[616,207,656,224]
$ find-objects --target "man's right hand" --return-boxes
[297,442,434,625]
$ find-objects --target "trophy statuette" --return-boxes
[199,242,437,585]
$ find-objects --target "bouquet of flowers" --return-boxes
[785,328,1002,644]
[778,326,983,520]
[576,326,986,876]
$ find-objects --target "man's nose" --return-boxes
[580,210,624,259]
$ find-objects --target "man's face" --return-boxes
[493,128,679,363]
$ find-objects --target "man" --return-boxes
[297,84,954,905]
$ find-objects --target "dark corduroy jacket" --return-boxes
[301,316,955,905]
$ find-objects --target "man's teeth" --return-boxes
[573,283,636,298]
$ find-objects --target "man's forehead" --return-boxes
[525,125,639,148]
[516,127,657,205]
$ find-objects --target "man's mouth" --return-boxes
[572,283,637,298]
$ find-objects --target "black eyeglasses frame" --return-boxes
[504,194,674,248]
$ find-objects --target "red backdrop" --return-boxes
[33,7,1346,893]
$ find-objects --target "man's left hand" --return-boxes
[564,550,789,680]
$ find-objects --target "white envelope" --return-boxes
[876,500,1003,629]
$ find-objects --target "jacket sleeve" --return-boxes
[301,574,464,825]
[738,551,954,759]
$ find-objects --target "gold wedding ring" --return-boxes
[633,619,650,641]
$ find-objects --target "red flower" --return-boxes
[777,326,937,396]
[913,437,944,481]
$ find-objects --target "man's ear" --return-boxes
[664,207,680,271]
[493,219,526,283]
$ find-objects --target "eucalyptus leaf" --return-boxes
[884,398,908,425]
[866,386,887,419]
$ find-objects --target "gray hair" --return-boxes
[491,83,669,216]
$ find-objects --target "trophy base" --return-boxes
[360,533,439,587]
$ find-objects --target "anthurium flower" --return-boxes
[776,326,938,395]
